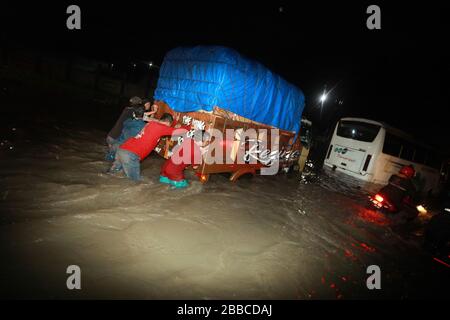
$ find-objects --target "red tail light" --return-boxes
[374,194,384,203]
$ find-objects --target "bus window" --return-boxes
[400,142,415,161]
[426,152,442,170]
[336,120,380,142]
[382,132,402,157]
[413,147,427,164]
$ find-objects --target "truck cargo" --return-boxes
[151,46,307,182]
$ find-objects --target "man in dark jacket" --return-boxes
[105,96,142,161]
[379,165,417,210]
[425,185,450,254]
[108,105,147,163]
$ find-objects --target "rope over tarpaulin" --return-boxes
[154,46,305,134]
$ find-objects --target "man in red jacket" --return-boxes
[159,131,209,188]
[111,113,188,181]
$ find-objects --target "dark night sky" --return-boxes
[1,1,449,150]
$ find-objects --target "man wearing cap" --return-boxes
[105,96,143,161]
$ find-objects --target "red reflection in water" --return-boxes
[360,242,376,253]
[357,207,390,226]
[344,249,357,261]
[433,257,450,268]
[351,242,376,253]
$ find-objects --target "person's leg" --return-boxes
[105,136,117,161]
[118,149,141,181]
[109,155,123,172]
[162,162,188,188]
[165,178,189,189]
[159,159,172,184]
[109,140,122,161]
[172,179,189,188]
[159,175,171,184]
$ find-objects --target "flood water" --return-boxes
[0,79,449,299]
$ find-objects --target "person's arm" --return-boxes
[144,116,158,123]
[149,104,158,115]
[168,125,190,136]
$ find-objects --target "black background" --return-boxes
[1,0,449,149]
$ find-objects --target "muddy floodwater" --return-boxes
[0,119,449,299]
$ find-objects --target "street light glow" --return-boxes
[320,93,327,103]
[148,61,160,69]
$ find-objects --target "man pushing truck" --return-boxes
[110,113,189,181]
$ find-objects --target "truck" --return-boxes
[151,46,307,183]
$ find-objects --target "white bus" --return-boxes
[323,117,444,195]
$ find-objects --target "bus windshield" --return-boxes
[336,120,380,143]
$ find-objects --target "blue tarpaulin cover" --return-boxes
[154,46,305,133]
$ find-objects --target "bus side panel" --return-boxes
[372,154,399,185]
[373,153,441,195]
